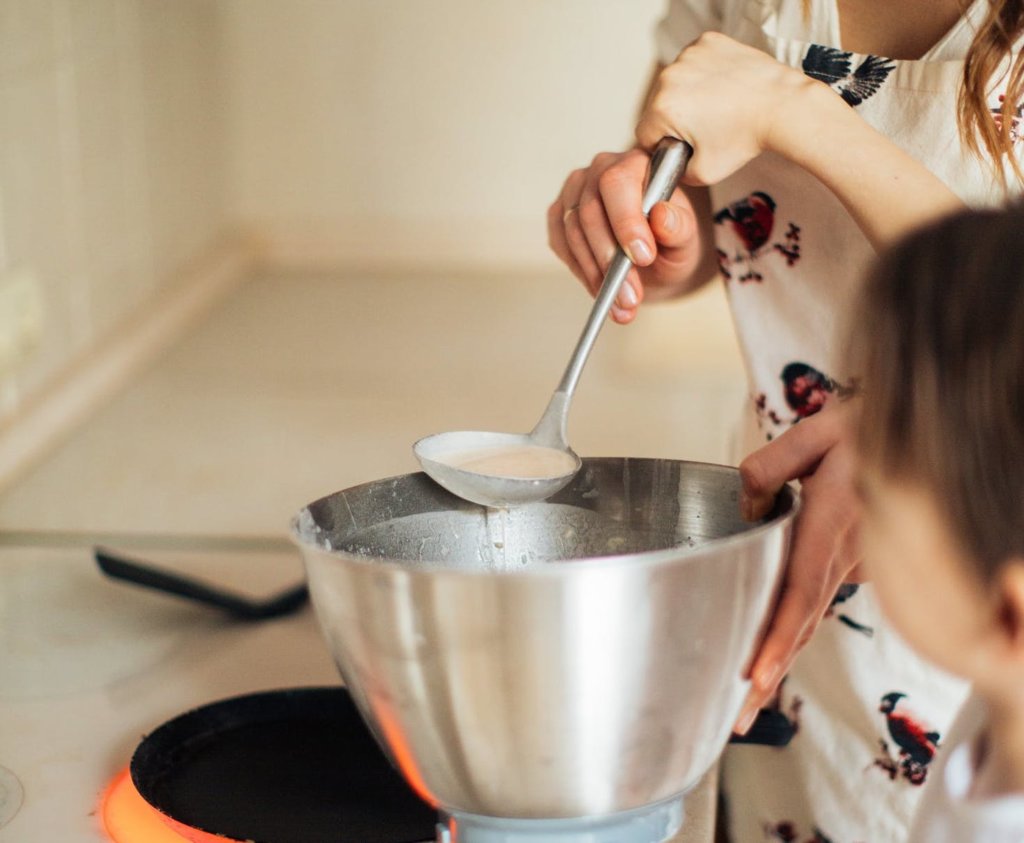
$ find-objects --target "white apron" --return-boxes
[654,1,1020,839]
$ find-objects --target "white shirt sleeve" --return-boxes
[910,694,1024,843]
[654,0,726,65]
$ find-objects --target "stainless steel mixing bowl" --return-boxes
[291,457,797,820]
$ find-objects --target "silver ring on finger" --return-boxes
[562,204,580,223]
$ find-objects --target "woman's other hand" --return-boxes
[636,32,821,185]
[547,148,717,324]
[733,402,865,733]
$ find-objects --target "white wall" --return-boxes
[0,0,741,449]
[0,0,227,419]
[220,0,668,269]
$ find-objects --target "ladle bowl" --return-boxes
[292,457,798,821]
[412,430,580,508]
[414,139,692,508]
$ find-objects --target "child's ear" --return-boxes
[994,561,1024,656]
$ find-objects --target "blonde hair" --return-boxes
[961,0,1024,187]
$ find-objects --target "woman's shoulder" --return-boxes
[655,0,817,62]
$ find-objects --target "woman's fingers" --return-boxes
[598,150,657,267]
[739,408,846,520]
[548,151,653,318]
[648,197,690,248]
[644,193,705,287]
[636,32,812,185]
[733,416,861,734]
[546,199,587,287]
[578,157,645,313]
[558,168,606,294]
[610,267,644,324]
[563,204,605,295]
[549,149,704,315]
[734,498,854,732]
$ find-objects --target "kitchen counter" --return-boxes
[0,270,744,842]
[0,271,745,537]
[1,543,335,842]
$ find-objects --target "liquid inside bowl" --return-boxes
[296,458,789,573]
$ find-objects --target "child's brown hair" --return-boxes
[848,205,1024,580]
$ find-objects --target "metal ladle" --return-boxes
[414,138,693,507]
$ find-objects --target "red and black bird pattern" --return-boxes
[753,363,857,440]
[872,692,941,786]
[718,191,776,253]
[781,362,839,420]
[714,191,801,282]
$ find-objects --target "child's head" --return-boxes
[848,205,1024,689]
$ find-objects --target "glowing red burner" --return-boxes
[99,768,189,842]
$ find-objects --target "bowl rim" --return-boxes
[289,456,800,578]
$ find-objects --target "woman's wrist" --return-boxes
[763,78,964,249]
[763,76,851,166]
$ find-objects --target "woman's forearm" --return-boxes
[772,82,966,251]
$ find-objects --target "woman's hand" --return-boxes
[733,402,864,733]
[636,32,964,249]
[547,148,718,324]
[636,32,821,185]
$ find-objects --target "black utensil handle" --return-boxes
[94,547,308,621]
[728,708,797,747]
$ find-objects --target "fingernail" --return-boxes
[735,706,758,736]
[741,491,774,521]
[662,204,678,232]
[755,660,781,692]
[617,281,638,309]
[739,491,753,521]
[627,239,653,265]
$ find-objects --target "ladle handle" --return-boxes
[557,138,690,398]
[533,138,692,446]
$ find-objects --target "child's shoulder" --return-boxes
[910,694,1024,843]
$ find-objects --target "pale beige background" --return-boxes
[219,0,668,268]
[0,0,742,501]
[0,0,226,415]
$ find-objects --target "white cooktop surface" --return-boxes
[0,543,337,841]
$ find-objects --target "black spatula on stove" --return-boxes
[94,547,308,621]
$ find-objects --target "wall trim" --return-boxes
[0,230,262,495]
[246,216,562,275]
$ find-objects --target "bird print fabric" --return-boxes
[752,362,856,440]
[873,692,941,786]
[801,45,896,106]
[780,362,847,419]
[714,191,801,282]
[647,5,992,838]
[991,94,1024,145]
[826,584,874,637]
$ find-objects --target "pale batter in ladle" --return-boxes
[444,444,579,480]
